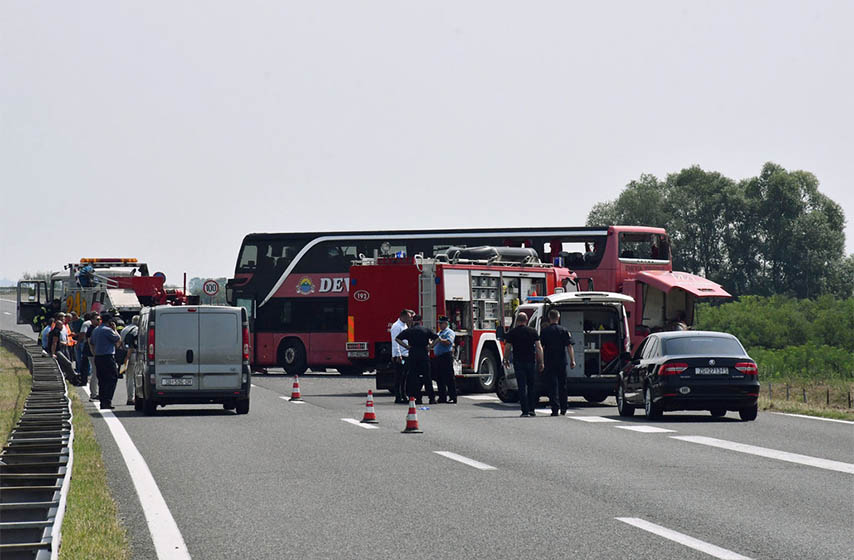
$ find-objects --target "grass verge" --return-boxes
[59,385,131,560]
[0,347,31,444]
[758,377,854,421]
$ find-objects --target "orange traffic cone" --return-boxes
[289,375,303,401]
[361,390,379,423]
[401,397,422,433]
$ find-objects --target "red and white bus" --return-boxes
[226,225,729,374]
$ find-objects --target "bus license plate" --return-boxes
[162,378,193,386]
[695,367,728,375]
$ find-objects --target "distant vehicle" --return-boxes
[131,305,251,415]
[497,291,634,404]
[616,331,759,421]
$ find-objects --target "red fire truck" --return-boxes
[345,248,577,392]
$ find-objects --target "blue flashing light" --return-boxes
[526,296,546,303]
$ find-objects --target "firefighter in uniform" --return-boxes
[395,314,438,404]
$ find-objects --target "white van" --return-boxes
[131,305,251,415]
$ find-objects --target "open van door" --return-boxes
[17,280,47,331]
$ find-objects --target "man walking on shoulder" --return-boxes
[90,312,122,410]
[503,312,543,416]
[539,309,576,416]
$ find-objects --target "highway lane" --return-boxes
[0,296,40,338]
[89,373,852,559]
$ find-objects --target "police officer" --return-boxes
[432,316,457,403]
[395,314,438,404]
[540,309,576,416]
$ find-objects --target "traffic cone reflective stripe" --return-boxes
[402,397,422,433]
[289,375,303,401]
[361,390,378,423]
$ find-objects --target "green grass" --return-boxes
[758,377,854,421]
[59,385,131,560]
[0,347,31,445]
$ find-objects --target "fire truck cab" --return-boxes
[496,291,634,404]
[346,249,577,393]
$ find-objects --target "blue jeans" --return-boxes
[514,360,537,414]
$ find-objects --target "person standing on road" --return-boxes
[40,317,55,353]
[86,314,102,402]
[539,309,576,416]
[503,312,544,417]
[431,316,457,404]
[77,313,92,382]
[90,312,121,410]
[390,309,413,403]
[120,315,140,406]
[395,314,438,404]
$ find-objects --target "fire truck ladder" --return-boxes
[418,261,437,329]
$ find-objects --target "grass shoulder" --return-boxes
[757,376,854,421]
[0,347,31,443]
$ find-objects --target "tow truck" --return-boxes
[16,258,197,330]
[346,247,577,393]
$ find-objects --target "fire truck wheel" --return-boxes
[278,339,307,376]
[474,350,499,392]
[495,373,518,403]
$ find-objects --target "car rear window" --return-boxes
[664,337,744,356]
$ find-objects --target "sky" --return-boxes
[2,1,852,285]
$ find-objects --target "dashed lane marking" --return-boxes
[434,451,497,470]
[671,435,854,474]
[2,311,11,315]
[279,396,305,404]
[83,387,191,559]
[570,416,620,423]
[341,418,379,429]
[615,425,676,433]
[616,517,753,560]
[771,412,854,425]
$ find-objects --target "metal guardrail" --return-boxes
[0,331,74,560]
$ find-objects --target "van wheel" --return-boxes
[583,392,609,404]
[134,395,143,412]
[223,400,236,411]
[473,351,499,392]
[236,399,250,415]
[495,373,519,403]
[143,397,157,416]
[278,339,307,376]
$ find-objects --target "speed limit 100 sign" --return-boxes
[202,279,219,297]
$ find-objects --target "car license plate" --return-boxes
[694,367,728,375]
[162,378,193,386]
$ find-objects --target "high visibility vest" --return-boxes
[65,323,76,346]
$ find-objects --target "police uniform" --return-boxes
[433,317,457,403]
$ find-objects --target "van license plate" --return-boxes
[695,367,728,375]
[162,378,193,386]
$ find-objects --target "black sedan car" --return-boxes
[616,331,759,421]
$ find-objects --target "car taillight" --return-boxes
[147,327,155,361]
[735,362,758,375]
[242,326,250,362]
[659,362,688,376]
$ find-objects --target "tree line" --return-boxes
[587,162,853,298]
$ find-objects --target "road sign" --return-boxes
[202,279,219,297]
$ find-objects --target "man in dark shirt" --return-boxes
[395,315,438,404]
[503,312,543,417]
[48,313,68,359]
[539,309,576,416]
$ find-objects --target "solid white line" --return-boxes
[615,425,676,433]
[434,451,496,470]
[279,396,305,403]
[461,394,500,401]
[533,407,575,415]
[616,517,752,560]
[771,412,854,425]
[671,435,854,474]
[83,387,191,559]
[2,311,11,315]
[570,416,620,423]
[341,418,379,430]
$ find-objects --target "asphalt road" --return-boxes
[2,304,852,559]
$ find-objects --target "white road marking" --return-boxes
[615,425,676,433]
[616,517,752,560]
[771,412,854,425]
[341,418,379,429]
[671,435,854,474]
[570,416,620,423]
[2,311,11,315]
[434,451,497,470]
[279,396,305,403]
[82,387,191,559]
[250,384,257,388]
[461,394,501,401]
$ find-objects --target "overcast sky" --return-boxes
[2,1,851,285]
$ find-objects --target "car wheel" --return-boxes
[133,395,143,412]
[644,386,662,419]
[583,392,610,404]
[277,339,307,376]
[235,399,250,415]
[710,408,726,418]
[473,350,499,392]
[739,404,758,421]
[495,373,519,403]
[143,397,157,416]
[617,385,635,417]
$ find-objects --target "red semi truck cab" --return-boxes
[346,253,577,393]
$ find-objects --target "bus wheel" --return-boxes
[278,339,307,376]
[474,350,499,392]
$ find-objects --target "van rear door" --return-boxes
[155,307,200,389]
[198,308,242,390]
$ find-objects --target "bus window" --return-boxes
[619,233,669,261]
[311,300,348,332]
[238,244,259,271]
